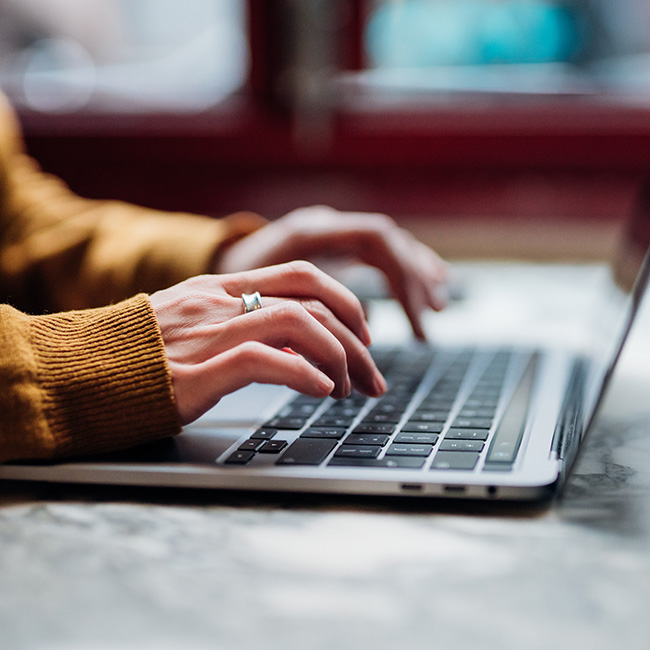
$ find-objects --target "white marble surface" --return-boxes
[1,263,650,650]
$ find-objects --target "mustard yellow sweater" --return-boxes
[0,94,265,462]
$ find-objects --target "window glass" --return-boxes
[0,0,248,112]
[362,0,650,97]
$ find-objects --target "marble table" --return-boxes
[1,263,649,650]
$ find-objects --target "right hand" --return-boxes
[217,206,449,339]
[149,261,387,425]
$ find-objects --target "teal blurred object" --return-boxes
[366,0,582,68]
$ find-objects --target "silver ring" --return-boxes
[242,291,263,314]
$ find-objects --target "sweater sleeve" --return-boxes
[0,94,267,313]
[0,294,180,462]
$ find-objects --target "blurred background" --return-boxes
[2,0,650,261]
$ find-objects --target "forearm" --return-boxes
[0,151,266,311]
[0,94,266,312]
[0,294,180,462]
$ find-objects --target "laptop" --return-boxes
[2,204,649,501]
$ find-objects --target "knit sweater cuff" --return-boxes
[27,294,180,459]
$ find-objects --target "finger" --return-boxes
[347,225,430,339]
[219,261,372,346]
[154,281,381,397]
[203,302,354,399]
[397,275,429,341]
[275,212,445,338]
[173,342,335,425]
[282,210,449,307]
[325,217,444,339]
[262,297,387,396]
[413,241,450,311]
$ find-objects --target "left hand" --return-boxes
[216,206,449,339]
[150,261,386,424]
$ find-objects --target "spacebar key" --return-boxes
[276,439,338,466]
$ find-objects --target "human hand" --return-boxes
[150,261,387,425]
[217,206,449,339]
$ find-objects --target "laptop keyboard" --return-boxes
[222,346,534,472]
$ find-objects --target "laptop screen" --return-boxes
[583,183,650,429]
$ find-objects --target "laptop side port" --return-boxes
[400,483,424,493]
[443,485,466,494]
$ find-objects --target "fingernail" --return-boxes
[316,373,335,395]
[430,284,449,310]
[412,318,426,341]
[373,373,387,396]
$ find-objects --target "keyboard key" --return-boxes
[465,397,499,408]
[276,439,337,466]
[400,421,444,434]
[420,398,455,409]
[328,456,426,469]
[332,391,365,402]
[238,439,265,452]
[353,423,396,435]
[439,440,485,452]
[430,451,480,471]
[370,402,403,414]
[420,401,455,412]
[224,450,256,465]
[457,408,496,418]
[451,417,493,429]
[385,444,434,457]
[326,406,363,419]
[394,432,439,445]
[410,410,449,422]
[470,387,502,398]
[343,433,391,446]
[313,416,355,428]
[259,440,288,454]
[250,428,277,440]
[445,428,490,441]
[300,427,346,440]
[334,445,382,459]
[278,404,319,418]
[363,412,402,424]
[265,417,308,430]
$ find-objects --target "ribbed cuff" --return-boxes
[28,294,180,458]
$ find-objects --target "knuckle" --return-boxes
[232,340,266,364]
[273,301,309,327]
[286,259,319,280]
[368,212,396,233]
[302,298,328,319]
[355,215,399,250]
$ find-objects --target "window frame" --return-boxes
[15,0,650,222]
